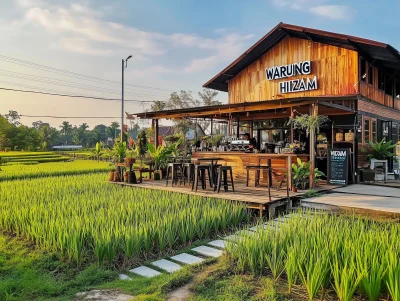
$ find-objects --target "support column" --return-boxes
[154,119,159,148]
[309,104,318,189]
[236,115,240,138]
[229,118,233,136]
[250,120,254,138]
[210,117,213,136]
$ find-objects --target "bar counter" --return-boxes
[191,152,309,189]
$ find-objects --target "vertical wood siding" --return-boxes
[228,36,359,103]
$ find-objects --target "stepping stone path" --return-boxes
[118,274,131,280]
[171,253,204,265]
[192,246,223,258]
[208,239,225,249]
[120,209,326,280]
[129,266,161,278]
[151,259,182,273]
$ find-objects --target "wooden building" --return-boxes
[128,23,400,185]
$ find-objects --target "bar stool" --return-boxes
[192,165,213,191]
[165,163,184,186]
[182,162,195,185]
[246,165,271,187]
[271,167,289,198]
[216,166,235,193]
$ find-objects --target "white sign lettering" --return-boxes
[265,60,318,94]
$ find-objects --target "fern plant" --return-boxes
[362,139,396,161]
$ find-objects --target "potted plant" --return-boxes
[108,166,116,181]
[125,147,138,165]
[123,166,129,182]
[362,138,396,162]
[292,158,325,191]
[113,141,127,163]
[208,135,223,152]
[288,113,329,137]
[137,130,148,167]
[147,142,173,180]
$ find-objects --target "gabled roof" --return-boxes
[203,22,400,92]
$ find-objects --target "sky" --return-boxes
[1,0,400,128]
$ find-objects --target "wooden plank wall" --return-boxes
[228,36,358,103]
[192,152,308,186]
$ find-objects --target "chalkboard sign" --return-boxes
[328,148,350,186]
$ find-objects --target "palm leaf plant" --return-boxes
[147,142,173,179]
[292,158,325,189]
[362,138,397,161]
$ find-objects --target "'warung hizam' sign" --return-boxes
[265,61,318,94]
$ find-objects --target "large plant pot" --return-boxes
[128,171,137,184]
[125,158,136,165]
[123,171,129,182]
[114,172,121,182]
[109,171,115,181]
[161,168,167,178]
[154,170,162,181]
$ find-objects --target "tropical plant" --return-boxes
[208,134,223,147]
[288,113,329,137]
[362,138,396,161]
[137,130,148,166]
[147,143,173,170]
[292,158,325,189]
[113,141,126,163]
[93,142,102,162]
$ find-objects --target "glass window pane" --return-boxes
[364,118,370,144]
[372,120,377,142]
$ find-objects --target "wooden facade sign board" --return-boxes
[327,148,350,186]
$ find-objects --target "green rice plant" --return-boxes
[332,246,364,301]
[0,173,247,266]
[0,160,110,181]
[285,243,299,293]
[297,247,330,301]
[386,249,400,301]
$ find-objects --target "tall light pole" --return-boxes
[122,55,132,142]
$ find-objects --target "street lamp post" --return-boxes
[121,55,132,142]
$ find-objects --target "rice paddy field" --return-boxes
[0,172,248,267]
[226,213,400,301]
[0,160,110,181]
[0,151,70,164]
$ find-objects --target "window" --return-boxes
[360,58,366,82]
[368,64,373,85]
[372,120,377,143]
[377,69,384,90]
[364,117,370,144]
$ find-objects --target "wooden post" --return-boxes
[229,118,233,136]
[309,104,318,189]
[154,119,159,148]
[210,117,213,136]
[250,120,254,138]
[236,115,240,138]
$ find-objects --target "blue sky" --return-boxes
[1,0,399,127]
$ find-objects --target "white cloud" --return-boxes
[309,5,353,20]
[184,56,219,73]
[270,0,355,20]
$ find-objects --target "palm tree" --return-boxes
[59,121,72,145]
[110,122,120,141]
[39,125,59,147]
[79,123,89,131]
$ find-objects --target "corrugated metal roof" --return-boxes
[203,22,400,92]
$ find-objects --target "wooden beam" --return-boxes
[236,115,240,138]
[309,104,318,189]
[154,119,159,148]
[319,100,355,113]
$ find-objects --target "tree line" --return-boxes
[0,89,222,151]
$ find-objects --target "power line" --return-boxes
[0,54,177,92]
[20,114,121,119]
[0,69,171,99]
[0,86,154,103]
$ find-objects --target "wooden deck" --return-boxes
[110,180,337,218]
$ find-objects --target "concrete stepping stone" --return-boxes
[274,217,287,222]
[224,234,241,242]
[119,274,131,280]
[170,253,204,265]
[151,259,182,273]
[237,230,255,236]
[192,245,223,258]
[208,239,226,249]
[249,224,270,231]
[129,266,161,278]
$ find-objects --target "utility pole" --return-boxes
[121,55,132,142]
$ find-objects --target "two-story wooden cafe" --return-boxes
[128,23,400,192]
